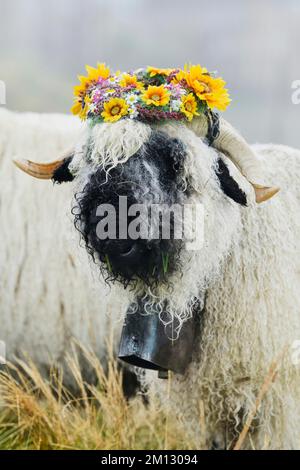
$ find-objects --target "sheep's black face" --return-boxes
[73,131,188,287]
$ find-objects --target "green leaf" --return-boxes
[161,253,169,274]
[104,254,112,272]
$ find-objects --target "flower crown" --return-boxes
[71,63,231,125]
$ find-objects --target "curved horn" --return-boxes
[252,184,280,204]
[13,158,65,179]
[13,149,74,180]
[188,115,280,203]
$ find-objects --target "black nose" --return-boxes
[101,236,180,283]
[110,240,146,263]
[104,239,154,279]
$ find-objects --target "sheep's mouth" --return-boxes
[117,297,197,378]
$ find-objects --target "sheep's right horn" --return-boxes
[13,148,74,180]
[13,158,66,179]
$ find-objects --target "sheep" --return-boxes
[0,108,127,379]
[13,48,300,448]
[16,102,300,449]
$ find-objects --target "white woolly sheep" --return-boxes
[12,106,300,450]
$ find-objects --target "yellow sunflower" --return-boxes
[193,75,231,111]
[71,95,91,120]
[147,66,175,77]
[172,64,207,85]
[72,63,111,116]
[180,94,199,121]
[73,63,110,97]
[85,63,110,82]
[101,97,128,122]
[73,79,89,98]
[119,73,144,90]
[71,100,82,116]
[142,85,170,107]
[174,64,230,111]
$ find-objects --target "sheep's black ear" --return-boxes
[52,156,74,184]
[215,157,247,206]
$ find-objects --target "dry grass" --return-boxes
[0,343,196,450]
[233,346,287,450]
[0,341,282,450]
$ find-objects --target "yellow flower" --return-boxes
[73,95,91,120]
[180,94,199,121]
[71,100,82,116]
[101,97,128,122]
[193,75,231,111]
[173,64,230,111]
[73,74,93,102]
[172,64,207,85]
[147,66,174,77]
[172,64,206,87]
[74,82,87,98]
[142,85,170,107]
[85,63,110,82]
[119,73,144,90]
[73,63,110,98]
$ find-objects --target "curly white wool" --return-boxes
[143,139,300,450]
[70,119,151,176]
[0,108,126,376]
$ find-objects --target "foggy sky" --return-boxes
[1,0,300,146]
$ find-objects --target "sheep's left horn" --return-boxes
[13,158,66,179]
[252,184,280,204]
[188,115,280,203]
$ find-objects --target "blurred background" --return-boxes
[1,0,300,146]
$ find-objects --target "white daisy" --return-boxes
[126,93,138,105]
[170,99,181,112]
